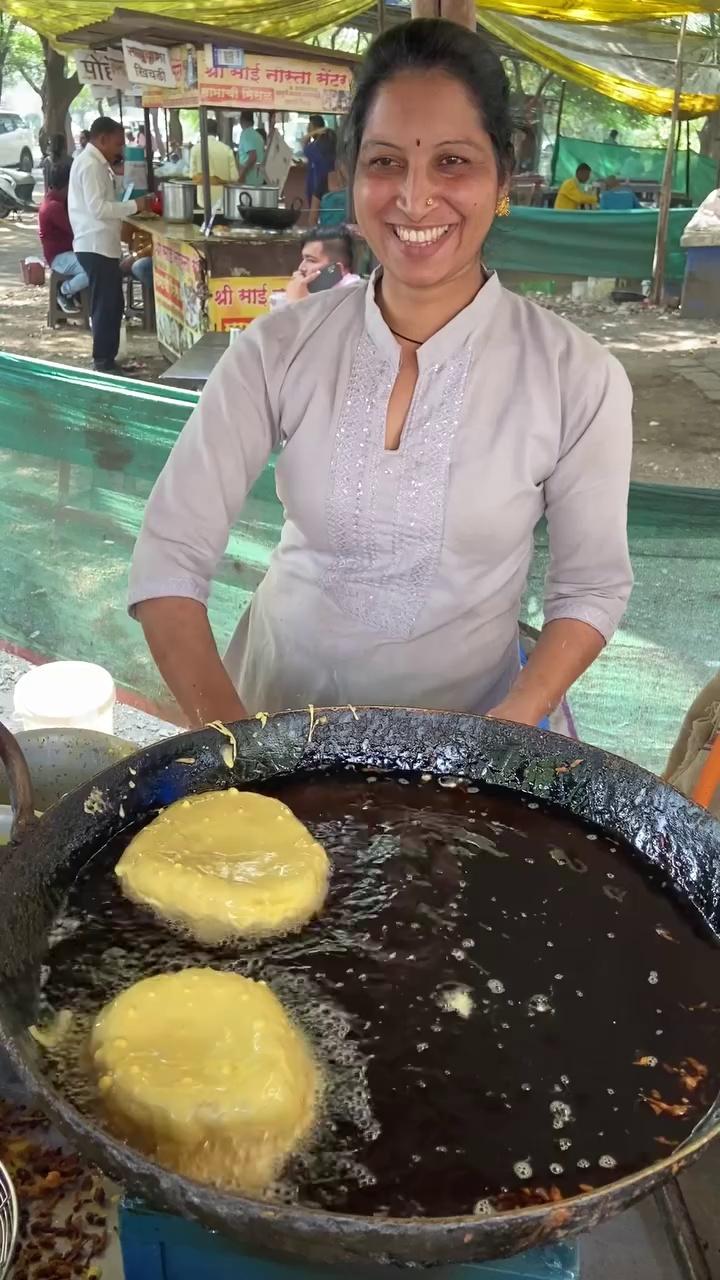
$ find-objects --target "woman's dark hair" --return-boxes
[343,19,514,180]
[48,158,72,190]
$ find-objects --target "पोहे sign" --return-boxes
[122,39,177,90]
[208,277,290,331]
[75,47,131,93]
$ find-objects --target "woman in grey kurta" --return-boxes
[129,21,632,730]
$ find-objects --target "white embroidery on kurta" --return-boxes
[324,333,471,638]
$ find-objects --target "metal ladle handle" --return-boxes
[0,720,37,844]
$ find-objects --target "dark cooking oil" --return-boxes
[38,771,720,1218]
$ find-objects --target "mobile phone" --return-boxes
[307,263,342,294]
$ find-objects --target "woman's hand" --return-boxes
[486,697,543,728]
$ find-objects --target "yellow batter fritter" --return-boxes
[114,788,329,944]
[89,968,320,1192]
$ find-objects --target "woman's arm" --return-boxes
[129,332,277,721]
[492,351,633,726]
[489,619,603,727]
[136,598,246,727]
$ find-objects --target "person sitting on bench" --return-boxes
[38,158,89,314]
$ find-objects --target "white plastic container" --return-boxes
[587,277,616,302]
[14,662,116,734]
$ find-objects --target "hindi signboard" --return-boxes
[143,47,353,112]
[200,52,353,113]
[122,39,177,91]
[75,47,130,93]
[207,276,289,331]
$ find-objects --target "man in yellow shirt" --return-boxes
[554,163,599,212]
[190,118,238,212]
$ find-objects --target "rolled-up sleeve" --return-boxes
[543,352,633,642]
[128,332,277,614]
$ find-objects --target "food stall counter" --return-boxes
[127,215,304,359]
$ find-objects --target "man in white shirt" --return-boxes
[69,116,150,373]
[284,228,361,303]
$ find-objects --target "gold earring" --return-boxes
[495,193,510,217]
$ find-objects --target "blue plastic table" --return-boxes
[119,1201,580,1280]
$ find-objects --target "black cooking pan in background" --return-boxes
[239,199,303,231]
[1,708,720,1270]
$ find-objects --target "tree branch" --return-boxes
[528,71,555,108]
[18,64,42,95]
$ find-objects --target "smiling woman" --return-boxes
[129,19,633,733]
[346,21,513,309]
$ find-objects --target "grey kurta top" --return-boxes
[129,273,633,716]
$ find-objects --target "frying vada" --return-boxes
[89,968,320,1191]
[114,788,329,943]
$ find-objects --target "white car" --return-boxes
[0,111,35,172]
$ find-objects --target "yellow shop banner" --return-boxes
[207,276,290,330]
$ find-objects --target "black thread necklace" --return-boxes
[388,325,423,346]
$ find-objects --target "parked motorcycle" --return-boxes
[0,167,35,217]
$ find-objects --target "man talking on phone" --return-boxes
[283,227,361,303]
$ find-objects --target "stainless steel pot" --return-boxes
[0,727,135,844]
[223,183,279,220]
[161,179,196,223]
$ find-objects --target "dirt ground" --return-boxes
[0,211,168,382]
[2,209,720,486]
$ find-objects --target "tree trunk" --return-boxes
[0,16,18,105]
[150,106,165,161]
[168,108,183,150]
[411,0,475,28]
[41,41,80,145]
[699,112,720,177]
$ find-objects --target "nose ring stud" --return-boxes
[425,197,435,208]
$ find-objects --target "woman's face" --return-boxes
[353,70,505,291]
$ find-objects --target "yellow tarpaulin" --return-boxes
[7,0,720,48]
[477,10,720,115]
[476,0,720,19]
[6,0,370,43]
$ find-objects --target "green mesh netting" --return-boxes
[1,353,717,775]
[485,205,694,282]
[552,136,717,210]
